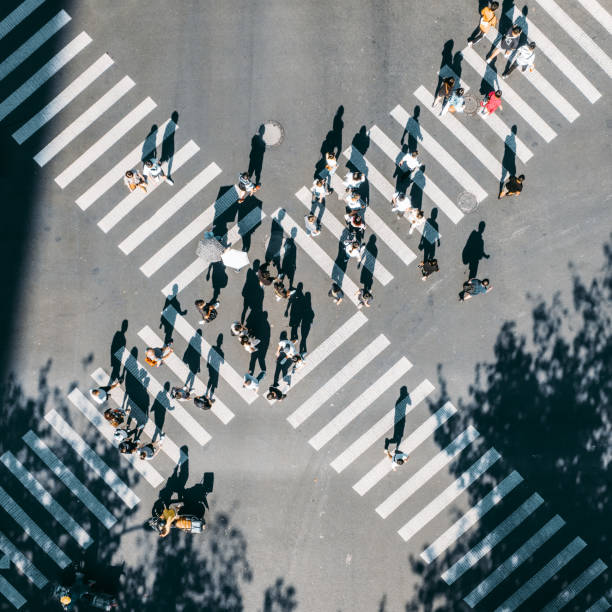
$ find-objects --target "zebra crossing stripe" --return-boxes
[0,485,70,567]
[0,31,91,122]
[13,54,114,145]
[0,531,47,588]
[288,334,390,429]
[0,0,46,41]
[398,447,502,542]
[353,401,458,496]
[535,0,612,78]
[0,575,26,609]
[587,596,612,612]
[541,558,607,612]
[375,425,480,519]
[44,410,140,509]
[1,451,93,549]
[34,76,135,166]
[509,7,601,103]
[296,187,394,286]
[463,514,566,607]
[421,470,523,563]
[119,162,222,254]
[309,357,412,451]
[0,10,71,82]
[494,537,587,612]
[576,0,612,35]
[67,387,166,487]
[331,378,435,474]
[22,431,116,528]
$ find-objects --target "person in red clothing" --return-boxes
[479,90,503,117]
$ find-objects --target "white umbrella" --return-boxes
[222,249,249,271]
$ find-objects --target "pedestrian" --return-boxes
[240,334,260,353]
[267,386,286,401]
[195,299,219,324]
[89,380,120,405]
[138,434,165,460]
[502,42,536,78]
[356,288,373,309]
[194,394,214,410]
[273,276,295,302]
[467,1,499,47]
[243,373,260,392]
[418,258,439,282]
[344,211,366,233]
[397,149,421,177]
[487,25,522,63]
[440,87,466,116]
[290,353,306,374]
[498,174,525,199]
[479,90,503,117]
[311,178,330,203]
[143,158,174,185]
[237,172,260,203]
[406,207,426,234]
[113,425,143,443]
[343,188,366,211]
[103,406,130,428]
[119,439,139,454]
[385,448,410,471]
[276,338,297,363]
[145,342,173,367]
[391,192,411,216]
[170,386,193,401]
[257,262,276,287]
[322,152,338,184]
[459,278,492,301]
[304,214,321,237]
[344,239,365,262]
[123,169,147,193]
[230,321,249,338]
[432,77,455,108]
[343,171,365,190]
[328,282,344,305]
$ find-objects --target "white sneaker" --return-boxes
[166,177,174,185]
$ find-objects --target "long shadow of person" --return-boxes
[434,40,455,99]
[248,125,266,184]
[237,197,263,253]
[401,106,423,154]
[331,105,344,157]
[206,334,224,399]
[151,381,171,441]
[419,207,440,261]
[351,125,370,156]
[281,233,297,289]
[500,125,518,194]
[212,185,239,237]
[159,446,190,504]
[479,56,500,95]
[462,221,490,279]
[331,235,349,288]
[207,261,228,302]
[360,235,377,292]
[452,50,464,81]
[299,292,315,355]
[410,164,429,212]
[160,284,187,345]
[122,347,150,421]
[247,310,270,375]
[284,282,304,342]
[264,213,285,272]
[241,259,263,324]
[385,386,410,449]
[110,320,128,383]
[141,124,158,163]
[161,111,179,179]
[183,330,202,389]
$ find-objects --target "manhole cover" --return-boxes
[464,93,479,116]
[261,120,284,147]
[458,191,478,213]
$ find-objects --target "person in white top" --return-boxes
[237,172,261,203]
[405,208,425,234]
[304,214,321,236]
[502,41,536,78]
[385,448,409,471]
[276,338,297,364]
[143,158,173,185]
[230,322,248,338]
[324,152,338,176]
[343,188,365,211]
[240,335,260,353]
[344,240,365,262]
[311,178,330,202]
[391,192,412,216]
[124,169,147,193]
[138,434,165,461]
[343,171,365,190]
[398,150,421,177]
[89,381,120,405]
[242,373,260,392]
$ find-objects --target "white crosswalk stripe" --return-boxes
[0,485,70,567]
[420,470,523,563]
[0,575,26,609]
[576,0,612,35]
[375,425,480,519]
[330,378,435,473]
[44,410,140,509]
[97,140,199,232]
[397,447,502,542]
[0,531,47,588]
[22,431,117,529]
[0,451,93,549]
[586,596,612,612]
[0,10,70,82]
[34,76,135,166]
[0,31,92,122]
[56,97,157,188]
[0,0,46,41]
[353,401,458,496]
[288,334,390,429]
[13,54,114,145]
[309,357,412,451]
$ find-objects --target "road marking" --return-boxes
[309,357,412,450]
[288,334,390,428]
[0,0,46,41]
[0,31,91,122]
[463,514,565,607]
[353,401,457,496]
[494,537,587,612]
[0,531,47,588]
[576,0,612,35]
[0,575,26,609]
[375,425,480,519]
[420,470,523,563]
[1,451,93,549]
[398,447,501,542]
[0,485,70,567]
[13,54,114,145]
[44,410,140,508]
[330,378,435,473]
[34,76,135,166]
[586,596,612,612]
[0,10,70,81]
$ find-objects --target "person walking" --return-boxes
[344,239,365,263]
[119,439,139,454]
[467,1,499,47]
[194,395,215,410]
[311,178,330,203]
[242,373,260,393]
[406,207,426,234]
[344,211,366,233]
[487,25,522,63]
[257,262,275,287]
[267,386,287,401]
[391,192,411,217]
[397,149,421,178]
[123,169,147,193]
[459,278,492,301]
[440,87,466,116]
[499,174,525,198]
[385,448,410,471]
[113,425,143,443]
[356,288,373,309]
[343,171,365,190]
[143,158,174,185]
[230,321,249,338]
[418,258,439,282]
[103,405,130,428]
[170,386,193,401]
[479,90,503,117]
[322,152,338,185]
[432,77,455,108]
[304,213,321,237]
[138,434,165,460]
[502,42,536,78]
[273,275,295,302]
[89,380,120,404]
[195,299,219,324]
[145,342,173,367]
[276,338,297,363]
[343,188,366,211]
[240,334,260,354]
[328,282,344,305]
[237,172,261,203]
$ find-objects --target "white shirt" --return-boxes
[231,322,245,336]
[311,181,327,197]
[515,45,535,67]
[399,153,420,171]
[244,338,260,353]
[143,159,163,177]
[325,157,338,172]
[89,388,108,404]
[391,192,411,212]
[243,374,259,391]
[344,193,364,210]
[277,340,296,357]
[343,172,364,189]
[345,243,364,259]
[390,451,409,470]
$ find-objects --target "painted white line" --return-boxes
[353,401,457,496]
[13,54,114,145]
[97,140,199,232]
[421,470,523,563]
[463,514,565,607]
[0,575,26,609]
[0,0,46,41]
[44,410,140,509]
[494,537,587,612]
[67,387,165,487]
[535,0,612,78]
[0,10,70,81]
[1,451,93,549]
[0,31,91,122]
[296,186,393,286]
[541,558,607,612]
[310,357,411,450]
[576,0,612,35]
[34,76,135,166]
[398,447,502,542]
[375,425,480,519]
[443,492,545,585]
[140,186,238,277]
[288,334,390,429]
[586,596,612,612]
[0,531,47,588]
[55,97,157,188]
[119,162,221,254]
[22,431,116,528]
[330,378,435,474]
[509,7,600,103]
[270,207,362,304]
[0,485,70,567]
